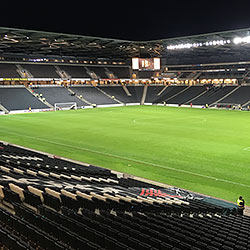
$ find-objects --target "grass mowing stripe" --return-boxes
[1,128,250,189]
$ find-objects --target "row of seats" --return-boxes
[0,63,131,79]
[0,142,240,249]
[3,83,250,112]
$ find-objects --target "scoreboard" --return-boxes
[132,58,161,71]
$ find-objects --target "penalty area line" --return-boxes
[1,129,250,189]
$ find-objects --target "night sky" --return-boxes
[2,1,250,41]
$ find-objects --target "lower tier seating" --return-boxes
[1,84,250,111]
[0,87,48,111]
[71,86,120,105]
[33,86,89,107]
[0,141,241,250]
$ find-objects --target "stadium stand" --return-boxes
[0,86,49,111]
[218,85,250,106]
[153,85,188,104]
[33,85,89,107]
[21,64,60,78]
[145,85,167,103]
[126,85,144,104]
[0,141,242,250]
[70,85,120,105]
[177,72,191,80]
[137,71,155,79]
[2,83,250,111]
[98,85,138,103]
[106,66,130,79]
[166,86,207,105]
[58,65,90,78]
[191,85,237,105]
[0,63,21,78]
[2,83,249,112]
[87,66,109,79]
[199,69,244,80]
[97,85,144,104]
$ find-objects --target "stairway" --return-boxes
[0,103,9,114]
[104,68,116,79]
[25,86,53,108]
[66,87,92,106]
[210,85,241,107]
[185,89,208,104]
[122,85,131,96]
[16,65,33,78]
[54,66,71,79]
[95,86,123,104]
[85,67,98,79]
[165,86,190,102]
[141,85,148,105]
[157,86,168,96]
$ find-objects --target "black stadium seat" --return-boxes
[23,190,42,207]
[43,192,61,210]
[3,188,21,203]
[0,142,248,250]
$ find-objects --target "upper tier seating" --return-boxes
[22,64,60,78]
[0,64,20,78]
[200,70,244,79]
[0,63,132,79]
[137,71,155,79]
[0,142,241,250]
[34,86,89,106]
[106,66,130,79]
[59,65,90,78]
[0,87,48,111]
[87,66,108,78]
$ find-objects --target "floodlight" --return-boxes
[244,36,250,43]
[233,36,250,44]
[233,37,241,44]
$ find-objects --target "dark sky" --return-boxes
[2,1,250,41]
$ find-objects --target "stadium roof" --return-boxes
[0,27,141,59]
[1,26,250,64]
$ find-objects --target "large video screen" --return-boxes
[132,58,161,71]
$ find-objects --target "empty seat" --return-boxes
[23,190,42,207]
[160,243,174,250]
[61,194,79,211]
[3,188,21,203]
[43,192,61,210]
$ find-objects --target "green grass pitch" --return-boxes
[0,105,250,204]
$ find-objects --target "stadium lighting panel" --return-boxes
[167,39,230,50]
[233,35,250,44]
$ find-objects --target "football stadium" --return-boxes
[1,26,250,249]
